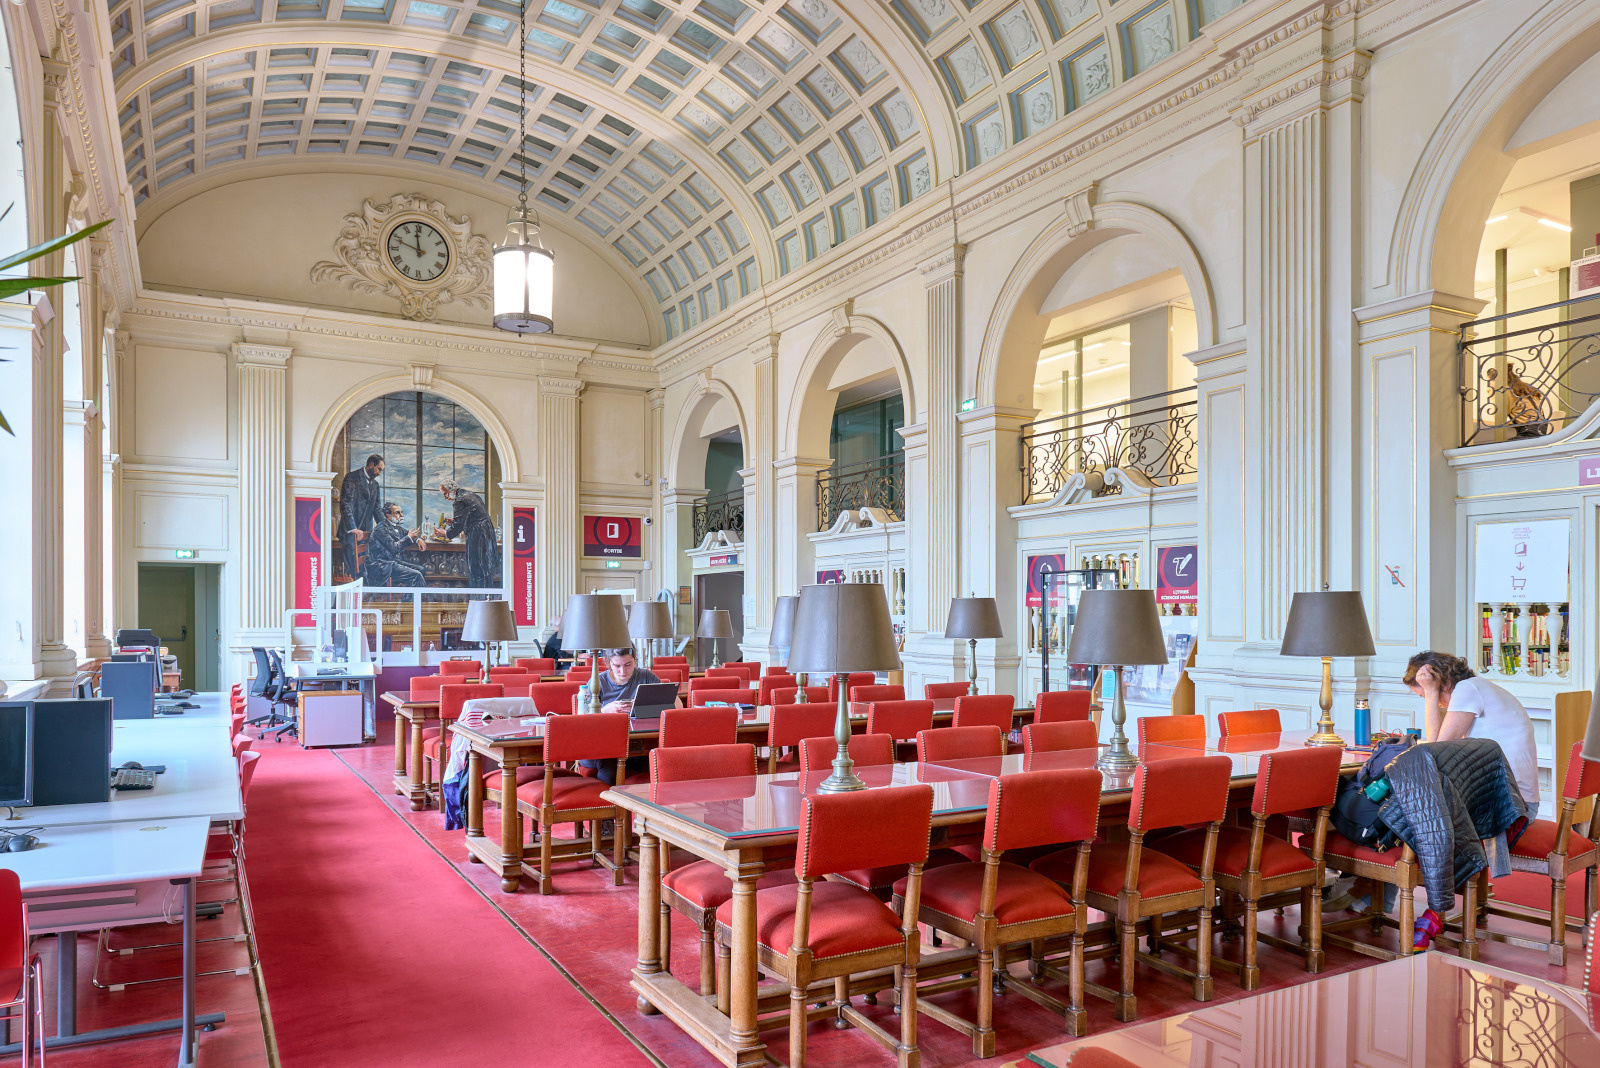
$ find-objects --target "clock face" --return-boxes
[385,221,450,283]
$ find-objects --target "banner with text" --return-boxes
[1474,518,1569,603]
[512,507,537,626]
[1025,553,1067,608]
[583,515,642,558]
[293,497,322,627]
[1156,544,1199,604]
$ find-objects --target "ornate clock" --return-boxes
[310,193,493,321]
[384,220,451,283]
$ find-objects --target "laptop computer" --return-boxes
[630,682,680,720]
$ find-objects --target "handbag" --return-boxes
[1331,741,1410,847]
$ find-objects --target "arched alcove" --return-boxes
[784,314,916,461]
[668,380,749,493]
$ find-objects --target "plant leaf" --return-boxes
[0,219,111,274]
[0,410,10,435]
[0,276,79,300]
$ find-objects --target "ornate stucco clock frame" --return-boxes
[311,193,493,321]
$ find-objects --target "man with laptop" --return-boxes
[582,650,676,785]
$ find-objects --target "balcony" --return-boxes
[1020,386,1198,504]
[1458,293,1600,447]
[816,454,904,530]
[692,489,744,544]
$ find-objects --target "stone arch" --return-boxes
[1389,0,1600,297]
[783,308,917,460]
[308,369,521,483]
[667,373,750,491]
[975,200,1217,410]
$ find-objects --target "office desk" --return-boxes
[286,661,378,740]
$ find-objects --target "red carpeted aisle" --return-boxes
[246,740,655,1067]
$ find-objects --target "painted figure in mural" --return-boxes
[337,453,384,581]
[440,479,497,589]
[364,502,427,588]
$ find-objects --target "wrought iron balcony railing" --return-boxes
[1458,293,1600,447]
[692,489,744,543]
[1020,386,1198,504]
[816,454,905,530]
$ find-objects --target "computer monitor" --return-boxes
[110,652,154,663]
[100,659,158,720]
[31,698,112,807]
[0,702,34,809]
[114,628,160,650]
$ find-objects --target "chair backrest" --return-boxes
[1563,740,1600,801]
[767,703,839,748]
[852,683,905,704]
[0,869,23,974]
[650,742,756,783]
[722,662,761,684]
[660,707,739,748]
[484,673,538,692]
[239,750,261,802]
[1128,755,1232,832]
[800,732,896,770]
[765,665,791,677]
[692,688,756,706]
[1251,745,1343,816]
[796,784,933,879]
[440,660,481,676]
[439,682,505,721]
[687,675,725,694]
[986,768,1103,854]
[408,673,449,699]
[249,648,275,697]
[924,681,972,700]
[916,725,1003,762]
[232,732,254,762]
[514,657,557,675]
[771,685,830,705]
[488,665,526,679]
[1138,713,1206,746]
[543,712,631,764]
[757,674,799,705]
[866,699,935,742]
[654,666,688,686]
[827,672,878,702]
[1218,708,1281,737]
[952,694,1014,733]
[230,710,246,736]
[1022,720,1099,756]
[1034,690,1092,724]
[565,667,592,683]
[705,666,745,681]
[654,656,689,668]
[527,681,582,715]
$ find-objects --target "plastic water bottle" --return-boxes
[577,680,591,712]
[1353,698,1371,746]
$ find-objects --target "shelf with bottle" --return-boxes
[1476,601,1570,678]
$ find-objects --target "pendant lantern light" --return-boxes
[493,0,554,334]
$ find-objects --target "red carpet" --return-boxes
[246,741,655,1067]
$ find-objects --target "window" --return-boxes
[829,394,903,467]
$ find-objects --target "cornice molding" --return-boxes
[537,375,585,400]
[230,341,292,366]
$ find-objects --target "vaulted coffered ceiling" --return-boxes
[109,0,1244,338]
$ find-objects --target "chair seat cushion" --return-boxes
[892,861,1074,926]
[1322,830,1404,868]
[420,726,442,741]
[1030,843,1202,899]
[483,765,546,793]
[1160,826,1316,879]
[663,861,798,910]
[1509,819,1599,863]
[833,848,966,892]
[714,880,905,961]
[516,775,615,812]
[423,736,446,760]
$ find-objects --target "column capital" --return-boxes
[748,332,779,362]
[772,456,831,479]
[288,469,338,493]
[231,341,292,366]
[1182,339,1249,383]
[646,387,666,411]
[956,404,1036,434]
[1235,47,1371,135]
[1354,289,1487,336]
[538,374,585,399]
[896,422,928,449]
[918,243,966,285]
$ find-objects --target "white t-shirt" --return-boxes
[1447,677,1540,806]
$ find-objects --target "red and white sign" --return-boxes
[816,569,845,585]
[709,553,739,567]
[1156,544,1199,604]
[1025,554,1066,608]
[293,497,322,627]
[1580,455,1600,486]
[583,515,641,558]
[512,507,537,626]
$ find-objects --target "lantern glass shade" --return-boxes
[493,207,554,334]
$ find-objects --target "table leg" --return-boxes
[179,877,197,1068]
[467,750,485,844]
[729,875,759,1049]
[393,711,407,792]
[56,930,77,1037]
[408,716,426,811]
[636,829,662,1015]
[498,757,523,892]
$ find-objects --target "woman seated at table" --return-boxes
[580,650,660,785]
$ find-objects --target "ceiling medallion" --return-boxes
[311,193,492,321]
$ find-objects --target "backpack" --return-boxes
[1331,740,1410,847]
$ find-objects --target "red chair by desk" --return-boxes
[1,870,45,1067]
[483,673,538,694]
[564,666,592,683]
[916,725,1003,762]
[721,661,761,685]
[714,785,936,1067]
[526,681,582,716]
[440,659,481,677]
[757,674,798,705]
[690,688,756,707]
[1032,754,1233,1022]
[653,665,688,687]
[653,655,689,670]
[514,712,632,894]
[1023,720,1099,758]
[232,731,254,765]
[765,665,791,677]
[687,675,730,699]
[827,672,878,703]
[898,768,1104,1051]
[660,707,739,748]
[1160,746,1341,989]
[925,681,972,701]
[515,657,557,675]
[408,673,449,699]
[423,683,503,803]
[1034,690,1092,724]
[1217,708,1281,737]
[953,695,1016,734]
[704,667,746,684]
[866,699,934,760]
[852,684,904,704]
[771,685,829,705]
[799,733,896,771]
[765,703,839,773]
[1138,713,1206,746]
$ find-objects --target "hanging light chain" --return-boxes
[517,0,528,216]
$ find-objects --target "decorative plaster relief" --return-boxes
[310,194,492,322]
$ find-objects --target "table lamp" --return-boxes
[771,595,806,701]
[1279,590,1375,748]
[1065,589,1170,772]
[461,599,518,673]
[698,608,733,669]
[944,596,1004,696]
[628,600,673,669]
[787,583,901,792]
[563,593,632,713]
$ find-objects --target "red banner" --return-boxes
[583,515,642,557]
[512,507,537,626]
[1156,544,1199,604]
[1025,553,1066,609]
[293,497,322,626]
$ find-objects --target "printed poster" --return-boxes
[1025,553,1067,608]
[816,569,845,585]
[583,515,642,558]
[293,498,322,627]
[512,507,537,626]
[1156,544,1198,604]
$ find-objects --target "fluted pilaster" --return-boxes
[234,342,292,632]
[919,244,964,624]
[539,374,584,622]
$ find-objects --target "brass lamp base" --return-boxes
[1303,655,1346,748]
[816,674,866,792]
[1096,667,1139,773]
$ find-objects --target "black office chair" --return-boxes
[264,649,301,743]
[246,648,287,733]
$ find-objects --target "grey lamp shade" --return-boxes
[628,599,674,640]
[1064,589,1169,666]
[698,609,734,639]
[461,599,518,643]
[944,597,1004,640]
[1279,591,1376,658]
[770,596,798,647]
[562,593,632,651]
[787,583,901,674]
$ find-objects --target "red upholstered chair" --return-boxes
[925,681,973,701]
[514,712,632,893]
[851,684,905,704]
[1160,746,1341,989]
[1589,911,1600,997]
[232,731,255,765]
[653,665,688,687]
[690,688,756,707]
[1138,713,1206,746]
[526,681,582,716]
[720,662,761,685]
[514,657,557,675]
[916,725,1003,763]
[231,709,246,737]
[440,659,481,676]
[483,672,538,693]
[704,666,746,682]
[1034,689,1092,724]
[653,655,689,669]
[757,674,798,705]
[714,785,936,1067]
[488,665,525,679]
[1022,720,1099,757]
[953,695,1016,736]
[1481,740,1600,965]
[771,685,829,705]
[865,700,935,755]
[564,666,592,683]
[1217,708,1281,737]
[1031,754,1233,1021]
[800,733,896,771]
[765,665,791,677]
[660,707,739,748]
[423,683,503,800]
[897,769,1103,1051]
[0,870,45,1067]
[765,703,839,774]
[827,671,878,703]
[687,675,727,698]
[408,673,449,699]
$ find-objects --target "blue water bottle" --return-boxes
[1353,698,1371,746]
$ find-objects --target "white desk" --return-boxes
[148,690,231,727]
